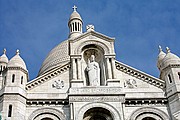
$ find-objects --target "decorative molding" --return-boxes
[26,63,70,91]
[26,99,69,106]
[52,79,64,89]
[3,95,26,104]
[115,61,165,89]
[124,79,137,88]
[69,96,125,102]
[125,98,168,106]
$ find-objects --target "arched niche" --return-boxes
[81,44,106,86]
[129,107,169,120]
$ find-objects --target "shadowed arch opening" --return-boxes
[41,118,53,120]
[83,107,113,120]
[142,117,155,120]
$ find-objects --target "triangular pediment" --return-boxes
[69,30,115,43]
[115,60,165,89]
[26,63,70,91]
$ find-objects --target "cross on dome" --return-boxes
[73,5,77,11]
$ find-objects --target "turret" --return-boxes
[0,49,8,90]
[6,49,28,89]
[157,46,180,119]
[68,5,83,38]
[1,50,28,119]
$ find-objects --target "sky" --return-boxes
[0,0,180,80]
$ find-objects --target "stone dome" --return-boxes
[69,10,82,23]
[0,49,8,63]
[8,50,27,71]
[0,54,8,63]
[38,40,70,76]
[160,47,180,70]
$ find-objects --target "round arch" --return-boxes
[28,107,66,120]
[75,40,110,55]
[76,102,121,120]
[129,107,169,120]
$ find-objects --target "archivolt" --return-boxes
[75,40,110,55]
[28,107,66,120]
[76,102,121,120]
[129,107,169,120]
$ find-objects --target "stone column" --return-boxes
[70,103,74,120]
[77,58,81,80]
[111,57,116,79]
[72,58,77,80]
[106,57,112,79]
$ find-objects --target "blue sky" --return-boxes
[0,0,180,80]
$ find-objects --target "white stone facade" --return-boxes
[0,6,180,120]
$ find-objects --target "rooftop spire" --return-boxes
[166,47,170,53]
[158,45,162,52]
[72,5,77,11]
[16,49,20,55]
[3,48,6,54]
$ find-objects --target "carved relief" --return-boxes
[52,80,64,89]
[124,79,137,88]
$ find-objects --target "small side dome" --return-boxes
[0,49,8,63]
[8,50,27,71]
[157,46,166,70]
[161,47,180,70]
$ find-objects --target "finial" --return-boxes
[158,45,162,52]
[16,49,20,55]
[72,5,77,11]
[3,48,6,54]
[166,47,170,53]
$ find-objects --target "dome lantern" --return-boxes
[68,5,83,38]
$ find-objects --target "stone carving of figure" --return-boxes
[86,55,100,86]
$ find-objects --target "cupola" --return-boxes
[68,5,83,38]
[157,46,166,70]
[0,49,8,64]
[160,47,180,70]
[8,50,27,71]
[0,49,8,73]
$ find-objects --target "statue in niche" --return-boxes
[86,55,100,86]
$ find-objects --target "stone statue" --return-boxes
[86,55,100,86]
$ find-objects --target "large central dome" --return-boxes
[38,40,70,76]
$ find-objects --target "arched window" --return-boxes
[0,65,2,71]
[12,74,15,83]
[4,76,6,86]
[8,105,12,117]
[178,72,180,80]
[75,22,77,31]
[168,74,172,83]
[21,76,23,84]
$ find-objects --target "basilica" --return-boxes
[0,6,180,120]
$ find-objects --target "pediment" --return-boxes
[26,63,70,91]
[69,31,115,43]
[115,60,165,89]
